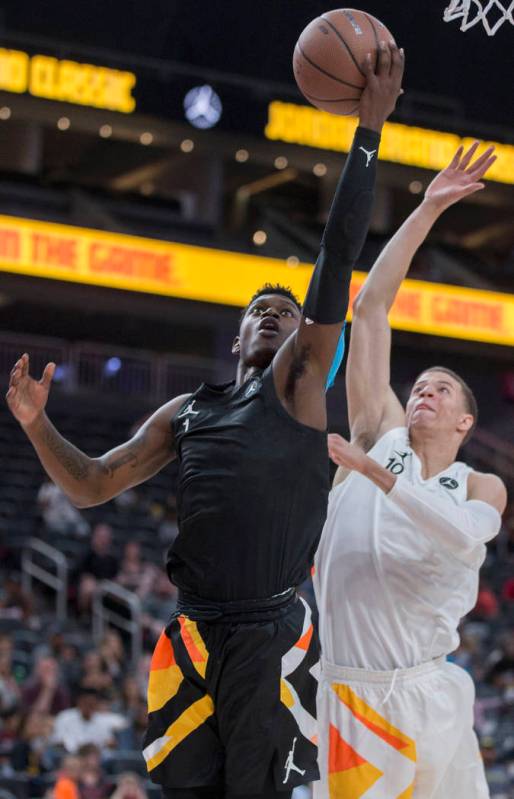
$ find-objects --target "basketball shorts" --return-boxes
[314,657,489,799]
[143,594,320,795]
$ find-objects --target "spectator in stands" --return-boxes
[501,576,514,602]
[21,656,71,715]
[53,754,81,799]
[449,626,482,673]
[0,706,22,766]
[34,622,67,660]
[0,642,20,714]
[10,710,57,776]
[484,631,514,690]
[119,676,142,716]
[113,489,138,514]
[157,497,178,547]
[59,643,83,691]
[129,701,148,751]
[505,507,514,556]
[140,572,177,641]
[110,772,147,799]
[115,542,155,599]
[37,480,90,539]
[0,572,33,623]
[77,524,118,617]
[472,578,500,621]
[52,687,127,754]
[76,743,113,799]
[98,631,125,683]
[79,653,114,696]
[112,676,144,747]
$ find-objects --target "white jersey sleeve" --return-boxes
[387,479,502,566]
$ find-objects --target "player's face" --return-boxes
[405,370,473,440]
[233,294,301,368]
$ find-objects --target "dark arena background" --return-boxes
[0,1,513,797]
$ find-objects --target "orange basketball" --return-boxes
[293,8,395,116]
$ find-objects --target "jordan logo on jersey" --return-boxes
[385,450,411,475]
[439,476,459,489]
[245,379,260,398]
[177,400,200,432]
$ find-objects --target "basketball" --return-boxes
[293,8,395,116]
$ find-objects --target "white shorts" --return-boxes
[314,657,489,799]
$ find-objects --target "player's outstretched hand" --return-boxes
[359,41,405,132]
[5,353,55,427]
[424,142,496,212]
[328,433,367,473]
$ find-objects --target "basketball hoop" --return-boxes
[443,0,514,35]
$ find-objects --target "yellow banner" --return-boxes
[265,101,514,185]
[0,214,512,347]
[0,48,136,113]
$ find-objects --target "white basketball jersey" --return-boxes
[314,427,485,670]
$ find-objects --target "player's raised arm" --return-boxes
[345,142,497,451]
[294,43,404,373]
[6,353,189,508]
[272,43,404,426]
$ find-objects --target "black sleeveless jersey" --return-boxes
[166,365,329,601]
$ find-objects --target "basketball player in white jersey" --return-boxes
[313,142,507,799]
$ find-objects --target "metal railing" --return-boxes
[92,580,142,667]
[21,538,68,622]
[466,429,514,490]
[0,330,218,403]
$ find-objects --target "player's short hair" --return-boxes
[240,283,302,321]
[416,366,478,445]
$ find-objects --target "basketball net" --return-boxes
[443,0,514,35]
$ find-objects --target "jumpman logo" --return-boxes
[177,400,200,432]
[177,400,200,418]
[245,379,260,398]
[283,737,305,784]
[359,146,377,167]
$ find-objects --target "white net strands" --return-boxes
[444,0,514,34]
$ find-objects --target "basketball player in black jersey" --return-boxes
[7,44,403,799]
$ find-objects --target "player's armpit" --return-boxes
[467,472,508,515]
[376,388,406,439]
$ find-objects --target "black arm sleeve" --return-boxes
[303,126,381,324]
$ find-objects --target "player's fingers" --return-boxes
[389,42,403,79]
[20,352,29,377]
[10,368,21,386]
[10,358,21,377]
[376,40,391,76]
[362,51,376,79]
[467,147,496,177]
[389,41,399,76]
[468,155,497,182]
[458,141,480,170]
[5,386,16,404]
[39,362,56,390]
[448,146,464,170]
